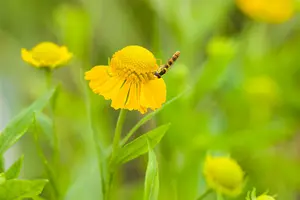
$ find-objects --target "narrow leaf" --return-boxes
[117,123,170,164]
[0,179,48,199]
[0,87,57,155]
[144,140,159,200]
[5,155,24,179]
[36,112,54,147]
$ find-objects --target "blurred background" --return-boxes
[1,0,300,199]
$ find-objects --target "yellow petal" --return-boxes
[140,78,166,110]
[99,77,124,100]
[85,65,109,80]
[21,48,40,67]
[58,46,73,65]
[85,66,110,94]
[111,81,131,110]
[125,83,139,110]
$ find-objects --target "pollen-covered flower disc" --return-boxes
[85,45,166,114]
[21,42,72,68]
[203,155,245,197]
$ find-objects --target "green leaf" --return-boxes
[0,179,48,199]
[117,123,170,164]
[5,155,24,180]
[36,112,54,147]
[246,188,257,200]
[0,87,57,155]
[144,140,159,200]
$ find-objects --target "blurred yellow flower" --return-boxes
[85,45,166,114]
[244,76,279,105]
[257,194,276,200]
[21,42,72,68]
[236,0,295,23]
[203,155,244,197]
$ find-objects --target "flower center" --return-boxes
[31,42,62,64]
[109,46,158,83]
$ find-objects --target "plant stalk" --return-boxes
[106,109,127,200]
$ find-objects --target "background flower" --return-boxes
[203,155,245,197]
[257,195,276,200]
[236,0,295,23]
[21,42,72,68]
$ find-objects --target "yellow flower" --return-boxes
[85,45,166,114]
[236,0,295,23]
[244,76,279,105]
[257,194,276,200]
[21,42,72,68]
[203,155,244,197]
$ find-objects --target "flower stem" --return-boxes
[106,109,127,200]
[44,69,59,165]
[111,109,127,161]
[196,189,213,200]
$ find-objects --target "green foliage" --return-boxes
[36,113,54,147]
[144,140,159,200]
[1,0,300,199]
[0,87,57,155]
[5,155,24,180]
[0,179,48,200]
[0,173,5,185]
[246,188,257,200]
[117,123,170,164]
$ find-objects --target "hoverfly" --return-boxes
[154,51,180,78]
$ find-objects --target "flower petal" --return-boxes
[21,48,40,67]
[85,66,110,94]
[140,78,166,110]
[125,83,139,110]
[111,81,131,110]
[85,65,110,80]
[99,77,124,100]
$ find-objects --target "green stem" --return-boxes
[106,109,127,200]
[44,69,59,165]
[33,115,60,198]
[111,109,127,161]
[196,189,213,200]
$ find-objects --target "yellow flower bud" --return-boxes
[257,194,276,200]
[244,76,279,105]
[203,155,245,197]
